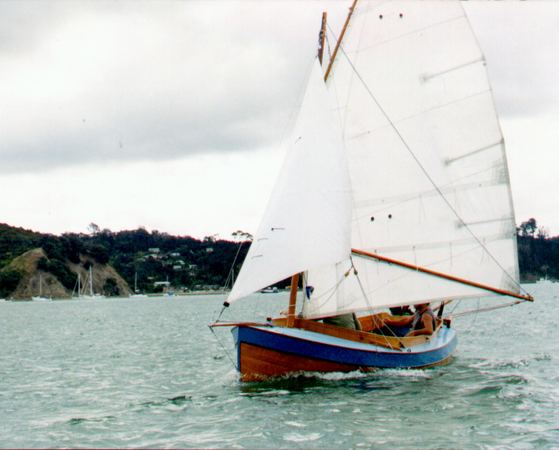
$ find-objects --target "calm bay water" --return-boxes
[1,283,558,448]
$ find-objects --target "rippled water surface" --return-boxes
[1,282,558,448]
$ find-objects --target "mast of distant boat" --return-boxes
[89,267,94,296]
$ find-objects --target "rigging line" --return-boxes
[460,297,480,336]
[214,302,229,323]
[325,19,334,64]
[447,298,467,322]
[349,256,406,347]
[208,325,238,371]
[223,241,244,290]
[335,44,529,299]
[305,265,352,312]
[450,299,523,318]
[346,89,491,141]
[448,298,462,316]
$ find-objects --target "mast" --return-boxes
[324,0,358,82]
[317,12,328,65]
[286,11,329,328]
[286,273,300,327]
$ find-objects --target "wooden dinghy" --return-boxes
[210,0,533,382]
[232,314,457,382]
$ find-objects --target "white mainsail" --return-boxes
[303,1,522,318]
[226,60,352,304]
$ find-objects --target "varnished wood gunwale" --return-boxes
[214,312,443,350]
[271,313,442,350]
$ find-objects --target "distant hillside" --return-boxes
[1,247,131,300]
[0,219,556,299]
[0,223,44,267]
[5,248,68,299]
[0,223,254,299]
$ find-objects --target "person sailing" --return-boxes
[380,303,436,337]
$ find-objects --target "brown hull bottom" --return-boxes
[239,342,453,382]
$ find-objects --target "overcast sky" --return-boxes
[1,1,558,240]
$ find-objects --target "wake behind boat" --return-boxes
[210,0,533,382]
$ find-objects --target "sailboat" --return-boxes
[211,1,533,382]
[77,267,105,300]
[130,272,148,298]
[32,274,51,302]
[72,272,82,299]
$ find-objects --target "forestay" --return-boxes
[226,60,352,304]
[303,1,521,319]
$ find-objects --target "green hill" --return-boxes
[0,223,253,299]
[1,219,556,299]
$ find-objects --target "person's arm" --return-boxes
[405,314,434,337]
[383,315,414,327]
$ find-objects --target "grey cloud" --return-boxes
[466,3,559,118]
[0,2,327,174]
[4,1,555,176]
[0,4,64,55]
[0,43,301,175]
[0,99,284,174]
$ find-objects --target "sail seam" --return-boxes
[445,139,504,165]
[352,176,507,215]
[421,57,485,83]
[347,89,492,141]
[358,232,512,256]
[458,217,515,228]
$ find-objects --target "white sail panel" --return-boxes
[303,253,512,319]
[227,60,352,304]
[306,1,520,316]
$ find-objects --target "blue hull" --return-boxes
[233,325,457,380]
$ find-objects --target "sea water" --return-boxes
[1,283,558,448]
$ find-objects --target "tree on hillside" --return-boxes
[103,278,119,296]
[0,269,22,298]
[518,218,537,237]
[87,223,100,235]
[517,218,559,281]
